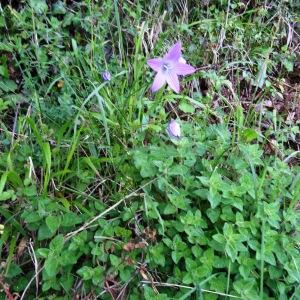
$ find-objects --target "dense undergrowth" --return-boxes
[0,0,299,299]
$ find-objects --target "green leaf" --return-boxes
[22,211,42,223]
[42,142,51,190]
[77,266,94,281]
[268,265,283,279]
[210,273,227,292]
[206,208,220,223]
[61,212,82,227]
[46,215,61,233]
[285,258,300,283]
[223,223,243,262]
[0,190,15,201]
[0,80,17,92]
[44,254,59,277]
[60,273,74,292]
[114,226,132,238]
[168,193,188,210]
[182,272,193,284]
[171,251,183,264]
[149,244,166,267]
[163,203,177,215]
[254,59,268,88]
[233,278,257,296]
[239,144,263,166]
[77,265,104,285]
[52,1,67,14]
[92,267,104,285]
[37,248,50,258]
[0,172,8,194]
[110,254,121,266]
[133,150,157,178]
[179,101,195,113]
[213,233,226,244]
[49,234,64,252]
[185,257,197,272]
[241,128,259,142]
[144,286,169,300]
[283,58,293,72]
[119,266,132,282]
[7,171,23,188]
[208,190,221,208]
[42,280,52,292]
[200,248,215,267]
[191,245,202,258]
[0,64,9,78]
[38,223,53,240]
[60,251,78,266]
[171,236,190,264]
[263,201,281,229]
[5,263,22,278]
[29,0,48,14]
[0,43,13,52]
[168,164,189,176]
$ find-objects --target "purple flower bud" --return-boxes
[102,70,111,81]
[167,119,181,138]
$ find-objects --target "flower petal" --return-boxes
[164,41,182,61]
[173,63,196,75]
[147,58,162,72]
[151,71,166,92]
[178,56,186,64]
[166,72,180,93]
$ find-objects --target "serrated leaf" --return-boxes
[46,215,60,233]
[179,101,195,113]
[44,254,59,277]
[213,233,226,244]
[241,128,259,142]
[77,266,94,280]
[149,244,165,267]
[110,254,121,266]
[133,150,157,178]
[206,208,220,223]
[233,278,257,296]
[29,0,48,14]
[37,248,50,258]
[168,193,188,210]
[208,190,221,208]
[38,223,53,241]
[49,234,64,252]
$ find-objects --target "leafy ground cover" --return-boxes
[0,0,299,299]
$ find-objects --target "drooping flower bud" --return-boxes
[102,70,111,81]
[167,119,181,138]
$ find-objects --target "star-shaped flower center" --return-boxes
[162,62,173,73]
